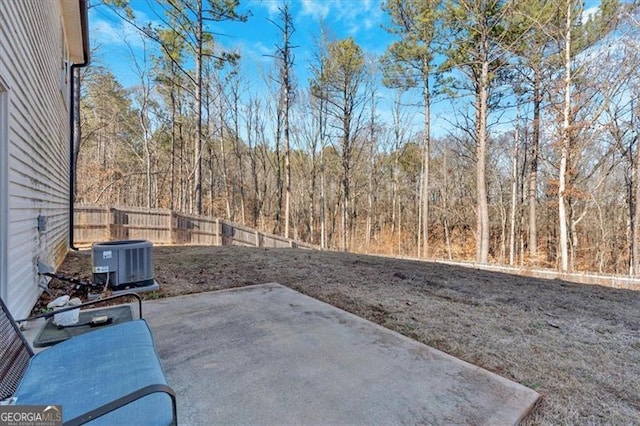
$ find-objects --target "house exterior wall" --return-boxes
[0,1,74,318]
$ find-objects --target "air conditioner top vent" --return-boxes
[94,239,149,247]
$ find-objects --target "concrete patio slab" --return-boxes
[144,283,539,425]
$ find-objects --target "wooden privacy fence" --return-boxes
[74,205,317,249]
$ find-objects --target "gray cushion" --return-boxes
[14,320,173,425]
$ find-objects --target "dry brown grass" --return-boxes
[57,246,640,424]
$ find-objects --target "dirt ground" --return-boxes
[51,245,640,425]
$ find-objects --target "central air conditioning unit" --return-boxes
[92,240,157,292]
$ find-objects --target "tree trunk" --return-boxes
[499,183,507,263]
[194,0,203,215]
[178,122,185,212]
[283,52,291,240]
[233,87,246,224]
[633,103,640,276]
[442,148,452,259]
[247,101,261,227]
[341,164,349,251]
[570,203,579,270]
[169,86,176,210]
[421,70,431,258]
[366,99,376,249]
[274,103,283,234]
[558,0,572,273]
[209,146,214,216]
[308,149,317,244]
[319,93,327,249]
[528,69,541,261]
[220,120,231,220]
[366,172,373,248]
[509,115,519,266]
[391,155,397,235]
[397,203,402,254]
[143,125,152,209]
[138,86,152,209]
[341,110,351,251]
[320,147,326,249]
[477,58,490,264]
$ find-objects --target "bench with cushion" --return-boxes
[0,295,176,425]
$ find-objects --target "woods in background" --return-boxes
[75,0,640,275]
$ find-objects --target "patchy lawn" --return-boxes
[54,245,640,424]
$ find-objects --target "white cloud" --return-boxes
[91,17,123,46]
[582,6,599,24]
[249,0,281,17]
[300,0,331,20]
[336,0,384,36]
[363,17,376,30]
[90,15,146,50]
[241,40,273,63]
[90,4,163,50]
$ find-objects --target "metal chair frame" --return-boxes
[0,293,176,425]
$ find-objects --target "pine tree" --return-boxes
[441,0,513,264]
[381,0,442,258]
[311,37,370,251]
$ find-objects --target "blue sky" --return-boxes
[90,1,393,92]
[89,0,428,138]
[88,0,606,140]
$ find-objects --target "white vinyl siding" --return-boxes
[0,78,8,304]
[0,1,72,318]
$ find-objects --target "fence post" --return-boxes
[108,207,115,240]
[169,211,176,244]
[103,206,109,241]
[216,218,221,246]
